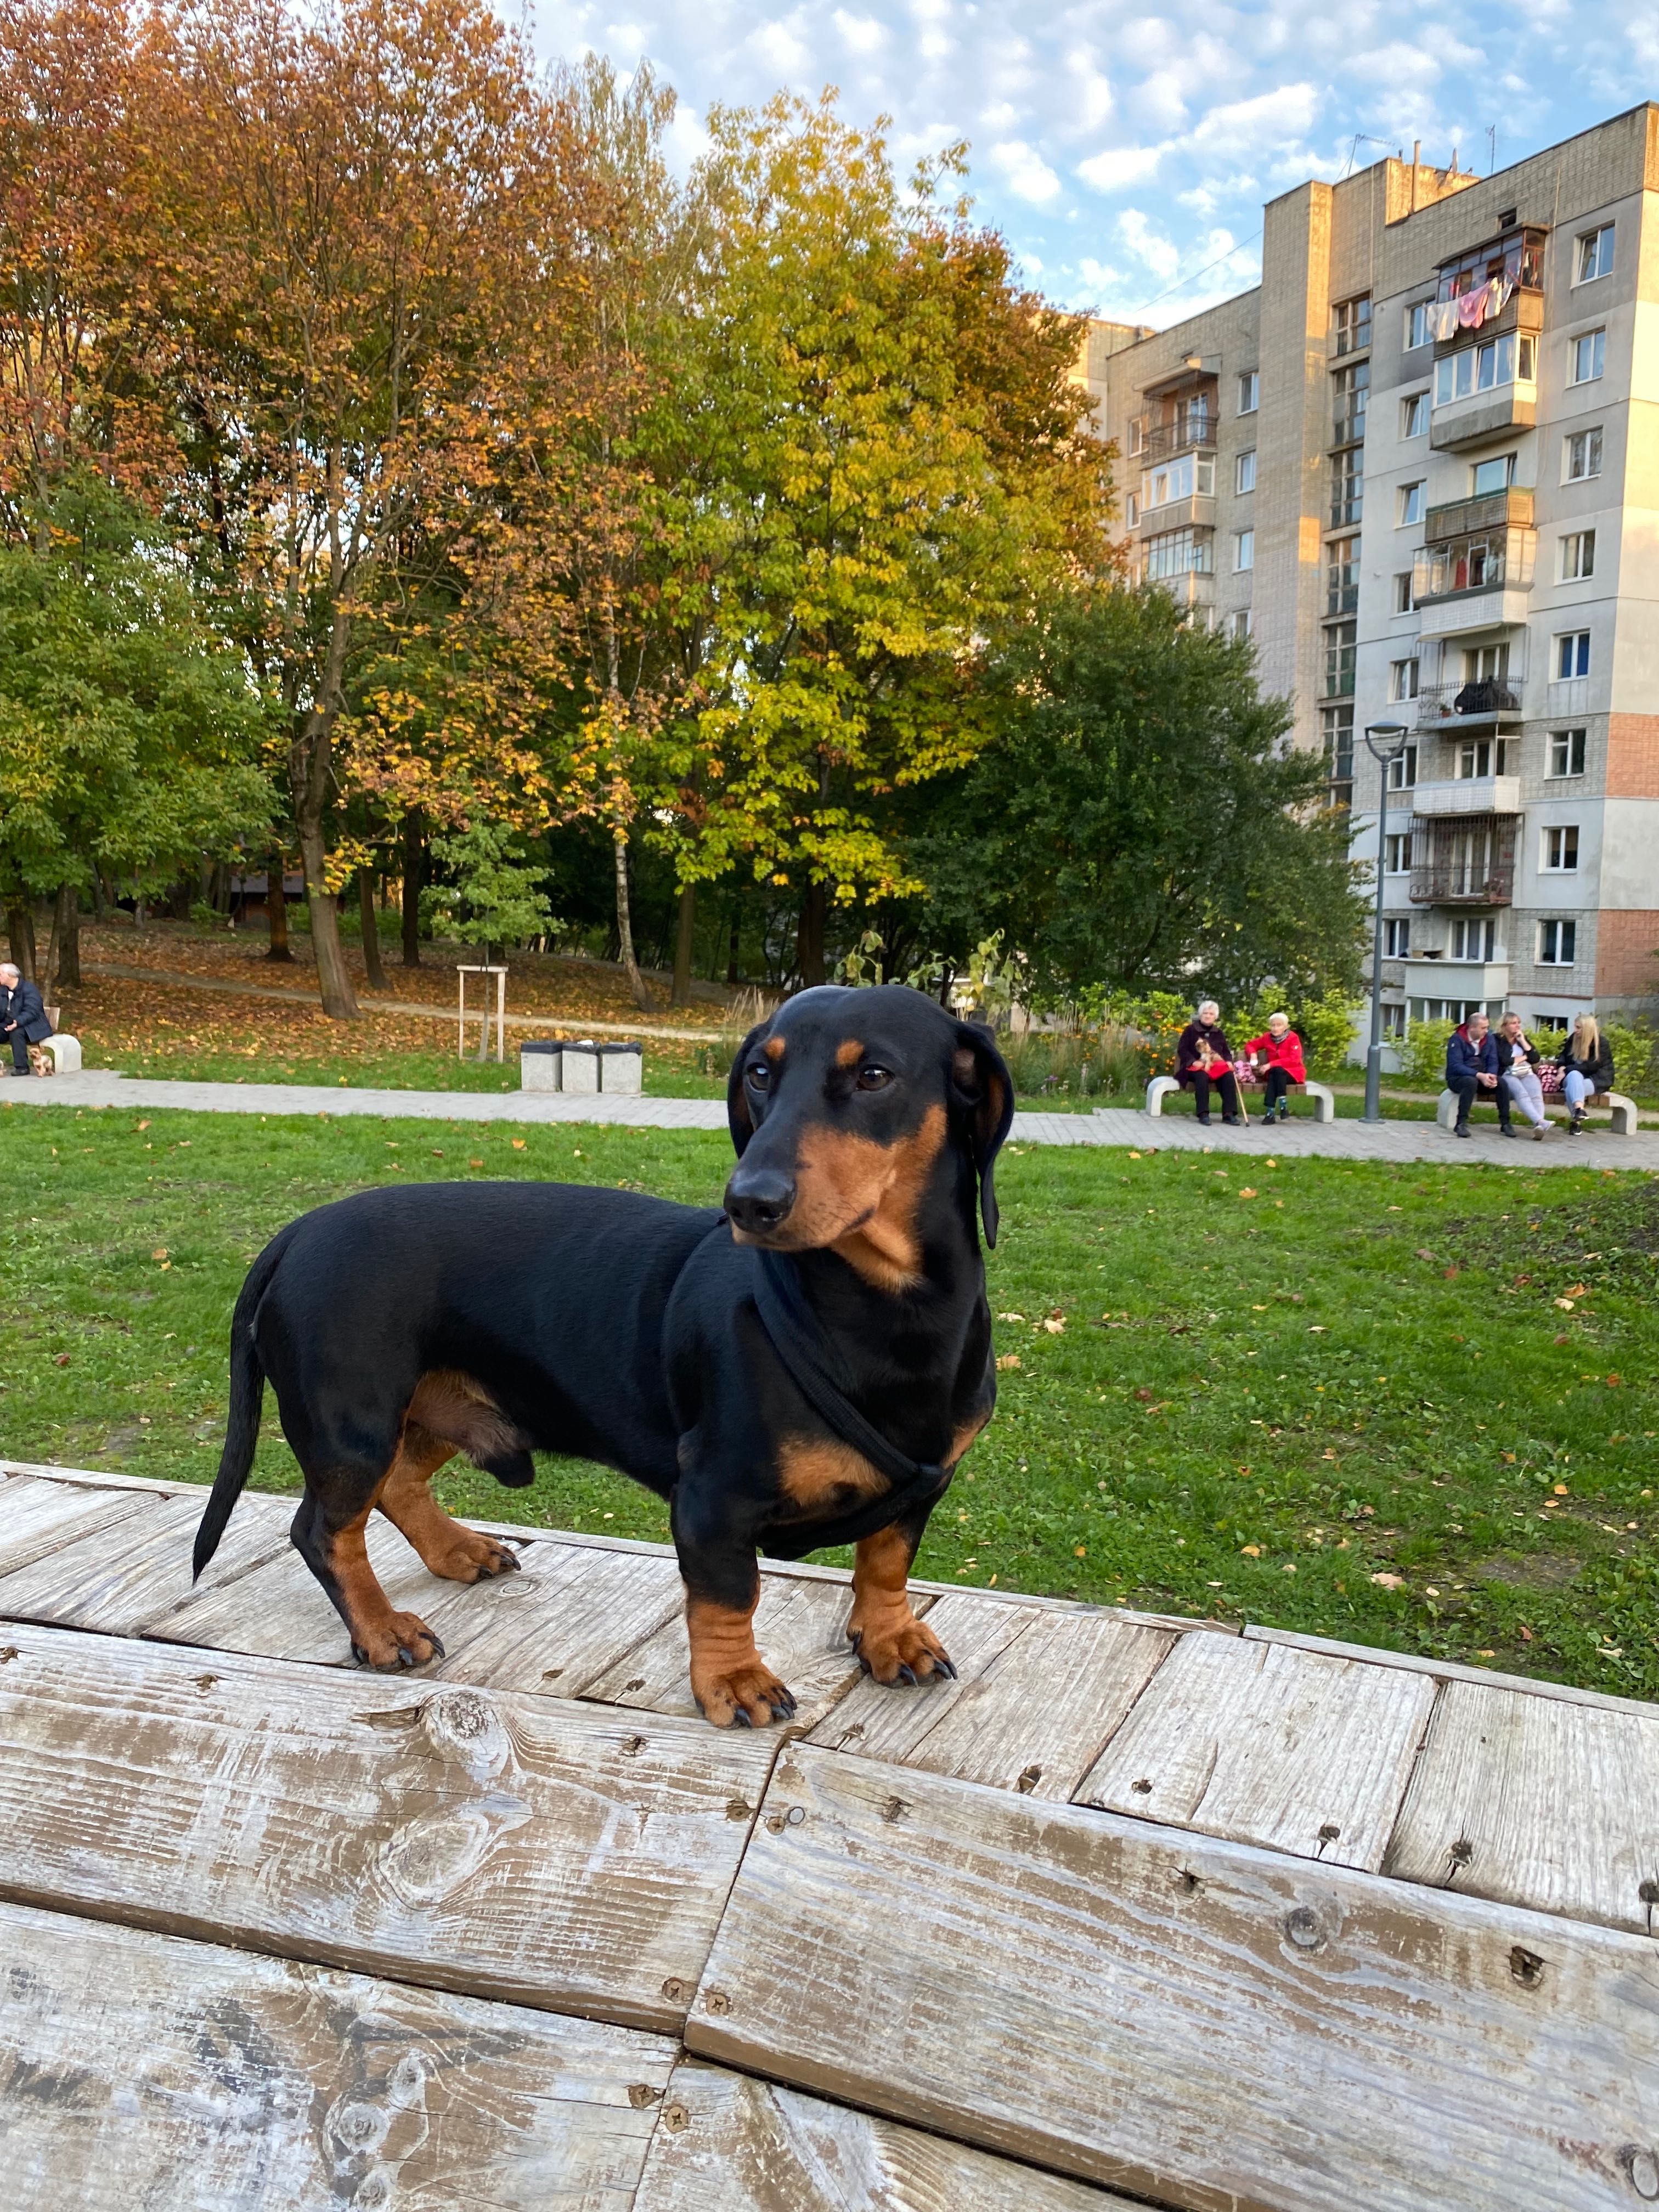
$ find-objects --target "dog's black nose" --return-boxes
[725,1166,797,1236]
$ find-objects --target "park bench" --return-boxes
[1,1459,1656,2208]
[31,1004,82,1075]
[1145,1073,1335,1122]
[1435,1086,1638,1135]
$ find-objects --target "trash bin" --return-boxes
[560,1041,601,1094]
[599,1042,643,1095]
[521,1040,562,1092]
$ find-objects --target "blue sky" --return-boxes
[529,0,1655,328]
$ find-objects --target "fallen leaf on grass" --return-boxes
[151,1248,167,1261]
[1519,1623,1533,1642]
[1239,1544,1261,1558]
[1369,1572,1405,1590]
[511,1138,526,1150]
[1553,1298,1576,1311]
[468,1158,484,1168]
[996,1353,1022,1372]
[1238,1187,1257,1199]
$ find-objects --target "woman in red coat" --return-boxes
[1243,1012,1306,1124]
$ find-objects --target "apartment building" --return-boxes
[1076,103,1659,1035]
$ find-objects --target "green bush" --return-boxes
[1400,1018,1455,1090]
[1600,1022,1657,1097]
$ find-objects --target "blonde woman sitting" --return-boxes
[1554,1014,1614,1135]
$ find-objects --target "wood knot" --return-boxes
[881,1796,909,1824]
[1130,1778,1153,1795]
[1622,2146,1659,2201]
[419,1689,510,1776]
[1509,1945,1545,1989]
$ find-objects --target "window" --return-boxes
[1384,832,1411,874]
[1326,536,1359,615]
[1229,608,1253,641]
[1323,619,1356,698]
[1464,642,1510,687]
[1398,480,1425,527]
[1383,917,1411,958]
[1451,917,1495,961]
[1142,452,1215,508]
[1127,418,1144,456]
[1386,743,1419,790]
[1322,702,1354,804]
[1576,225,1614,284]
[1560,530,1595,582]
[1538,919,1577,966]
[1333,360,1369,442]
[1333,295,1372,356]
[1233,528,1255,573]
[1237,370,1259,415]
[1455,736,1511,778]
[1329,453,1362,527]
[1471,454,1516,496]
[1404,301,1432,351]
[1542,824,1580,872]
[1555,630,1591,681]
[1389,657,1420,702]
[1393,571,1415,614]
[1570,328,1606,385]
[1565,426,1604,481]
[1143,528,1213,581]
[1383,1002,1407,1037]
[1548,727,1587,777]
[1235,448,1256,495]
[1401,392,1429,438]
[1125,493,1139,527]
[1432,334,1536,407]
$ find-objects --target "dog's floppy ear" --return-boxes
[726,1020,772,1157]
[951,1022,1015,1248]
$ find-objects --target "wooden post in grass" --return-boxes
[457,964,507,1061]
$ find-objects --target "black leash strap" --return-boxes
[751,1248,951,1558]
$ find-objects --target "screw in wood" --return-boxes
[659,1977,688,2004]
[628,2084,662,2109]
[1284,1906,1325,1952]
[704,1989,732,2016]
[1509,1945,1545,1989]
[663,2104,690,2134]
[1622,2146,1659,2201]
[786,1805,806,1825]
[1015,1765,1043,1794]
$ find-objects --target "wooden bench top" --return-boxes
[3,1460,1656,2211]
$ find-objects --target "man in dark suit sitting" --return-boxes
[0,963,53,1075]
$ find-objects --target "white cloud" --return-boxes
[833,9,888,57]
[746,12,812,75]
[1188,83,1319,163]
[991,139,1062,204]
[1064,47,1115,133]
[1077,143,1165,193]
[1117,208,1181,283]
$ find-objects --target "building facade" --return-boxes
[1076,104,1659,1035]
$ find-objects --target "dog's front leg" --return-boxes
[671,1486,797,1729]
[848,1509,956,1686]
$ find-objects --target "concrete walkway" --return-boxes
[7,1069,1658,1168]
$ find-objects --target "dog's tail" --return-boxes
[193,1233,286,1580]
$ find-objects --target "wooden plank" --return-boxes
[0,1621,777,2033]
[687,1744,1659,2212]
[812,1595,1173,1800]
[633,2059,1135,2211]
[0,1488,292,1635]
[151,1511,445,1663]
[0,1473,160,1578]
[1076,1633,1438,1871]
[1383,1678,1659,1934]
[1245,1619,1659,1722]
[2,1457,189,1494]
[0,1898,676,2211]
[583,1572,887,1729]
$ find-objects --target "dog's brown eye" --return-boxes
[856,1064,893,1091]
[746,1062,771,1091]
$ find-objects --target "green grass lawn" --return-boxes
[3,1097,1655,1698]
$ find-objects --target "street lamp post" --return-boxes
[1362,720,1410,1122]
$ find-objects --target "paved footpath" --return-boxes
[6,1069,1657,1170]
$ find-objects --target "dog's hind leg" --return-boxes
[290,1475,446,1672]
[377,1418,523,1584]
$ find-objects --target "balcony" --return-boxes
[1407,774,1521,817]
[1431,381,1536,452]
[1401,956,1513,1004]
[1150,569,1215,614]
[1139,493,1216,537]
[1415,679,1524,730]
[1131,411,1217,462]
[1414,532,1534,605]
[1424,488,1533,544]
[1409,812,1517,906]
[1431,285,1543,362]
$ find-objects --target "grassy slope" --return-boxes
[2,1099,1654,1697]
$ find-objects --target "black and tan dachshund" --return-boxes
[193,984,1013,1726]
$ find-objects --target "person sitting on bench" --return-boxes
[1446,1010,1509,1139]
[0,963,52,1077]
[1175,1001,1241,1127]
[1243,1012,1306,1125]
[1554,1013,1614,1136]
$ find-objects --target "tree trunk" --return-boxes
[298,823,360,1020]
[401,810,422,968]
[796,881,827,988]
[613,829,654,1012]
[53,883,81,989]
[671,882,696,1007]
[358,868,387,992]
[211,860,232,915]
[266,851,292,961]
[7,904,37,980]
[726,909,741,986]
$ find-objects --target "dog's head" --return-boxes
[724,984,1013,1288]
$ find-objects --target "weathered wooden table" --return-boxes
[2,1459,1656,2210]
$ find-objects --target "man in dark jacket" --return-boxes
[0,963,52,1075]
[1445,1010,1509,1138]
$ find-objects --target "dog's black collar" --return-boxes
[749,1245,952,1559]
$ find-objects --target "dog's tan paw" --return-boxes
[693,1662,799,1729]
[849,1613,956,1686]
[350,1612,446,1670]
[428,1528,523,1583]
